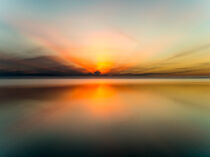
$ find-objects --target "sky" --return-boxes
[0,0,210,76]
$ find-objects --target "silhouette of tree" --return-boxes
[94,71,101,76]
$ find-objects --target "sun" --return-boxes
[96,60,113,74]
[31,28,137,74]
[77,30,137,73]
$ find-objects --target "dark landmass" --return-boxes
[0,54,210,79]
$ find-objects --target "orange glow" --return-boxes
[68,84,115,101]
[62,83,125,119]
[96,62,111,74]
[16,21,138,74]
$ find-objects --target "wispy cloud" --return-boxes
[1,0,210,77]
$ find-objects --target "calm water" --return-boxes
[1,79,210,157]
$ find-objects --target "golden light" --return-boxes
[20,22,138,74]
[79,30,138,74]
[61,83,124,119]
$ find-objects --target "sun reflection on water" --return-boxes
[1,79,210,156]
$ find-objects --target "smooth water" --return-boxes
[1,79,210,157]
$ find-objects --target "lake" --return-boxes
[0,79,210,157]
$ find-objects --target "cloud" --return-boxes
[1,0,210,77]
[0,52,86,76]
[122,43,210,77]
[166,44,210,61]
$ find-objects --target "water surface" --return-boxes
[1,79,210,157]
